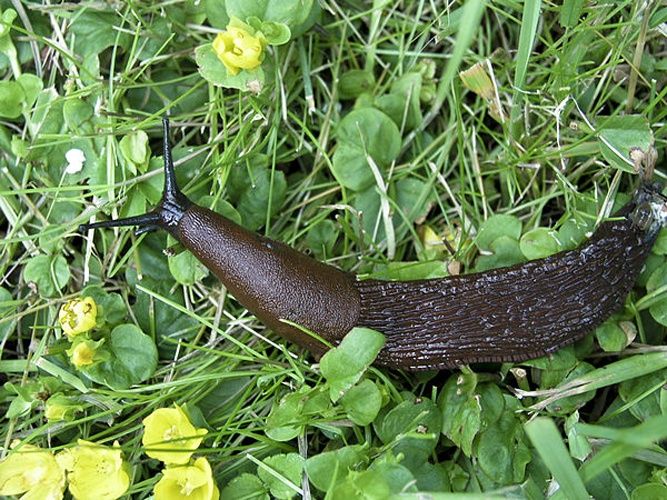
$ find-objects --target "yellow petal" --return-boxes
[211,25,265,76]
[58,297,98,338]
[142,405,208,465]
[153,457,218,500]
[59,441,130,500]
[0,444,65,499]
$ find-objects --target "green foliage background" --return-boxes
[2,0,667,498]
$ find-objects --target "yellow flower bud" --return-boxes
[212,26,265,76]
[59,297,98,338]
[45,394,84,422]
[0,442,66,499]
[67,338,105,369]
[56,440,130,500]
[154,457,219,500]
[142,404,208,465]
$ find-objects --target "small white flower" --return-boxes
[65,148,86,174]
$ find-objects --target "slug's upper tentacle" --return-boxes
[356,185,667,370]
[78,119,192,237]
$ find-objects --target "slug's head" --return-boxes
[78,118,192,239]
[629,183,667,240]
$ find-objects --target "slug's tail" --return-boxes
[356,183,667,371]
[78,118,192,238]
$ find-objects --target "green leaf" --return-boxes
[331,108,401,191]
[376,396,441,467]
[306,219,336,258]
[597,115,654,173]
[475,235,524,272]
[0,80,24,118]
[169,250,209,286]
[595,319,635,353]
[81,285,127,327]
[380,72,424,130]
[81,324,158,389]
[338,69,375,100]
[618,369,667,423]
[226,0,315,30]
[266,385,331,441]
[520,227,561,260]
[371,461,419,493]
[544,362,596,415]
[475,214,522,251]
[557,216,590,250]
[23,254,70,298]
[220,473,269,500]
[69,10,132,59]
[259,21,291,45]
[320,327,385,401]
[236,168,287,230]
[632,483,667,500]
[16,73,42,111]
[329,468,391,499]
[373,261,449,281]
[257,453,304,500]
[340,379,382,426]
[577,415,667,484]
[564,411,592,461]
[438,373,483,456]
[304,445,368,492]
[119,130,151,174]
[476,397,531,484]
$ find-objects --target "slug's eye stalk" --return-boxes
[78,118,192,239]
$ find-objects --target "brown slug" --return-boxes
[80,119,667,370]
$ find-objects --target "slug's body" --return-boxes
[80,120,667,370]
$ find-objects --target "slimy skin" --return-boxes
[80,119,667,370]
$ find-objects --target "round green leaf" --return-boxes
[169,250,209,286]
[305,445,368,492]
[220,474,268,500]
[340,379,382,426]
[377,396,441,463]
[259,21,290,45]
[81,324,158,389]
[320,327,385,401]
[597,115,654,173]
[331,108,401,191]
[119,130,150,174]
[23,254,70,298]
[258,453,304,500]
[0,80,25,119]
[520,227,561,260]
[475,214,522,251]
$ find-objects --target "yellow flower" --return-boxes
[212,25,266,76]
[56,440,130,500]
[0,442,66,500]
[154,457,220,500]
[59,297,98,338]
[142,404,208,465]
[66,338,105,369]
